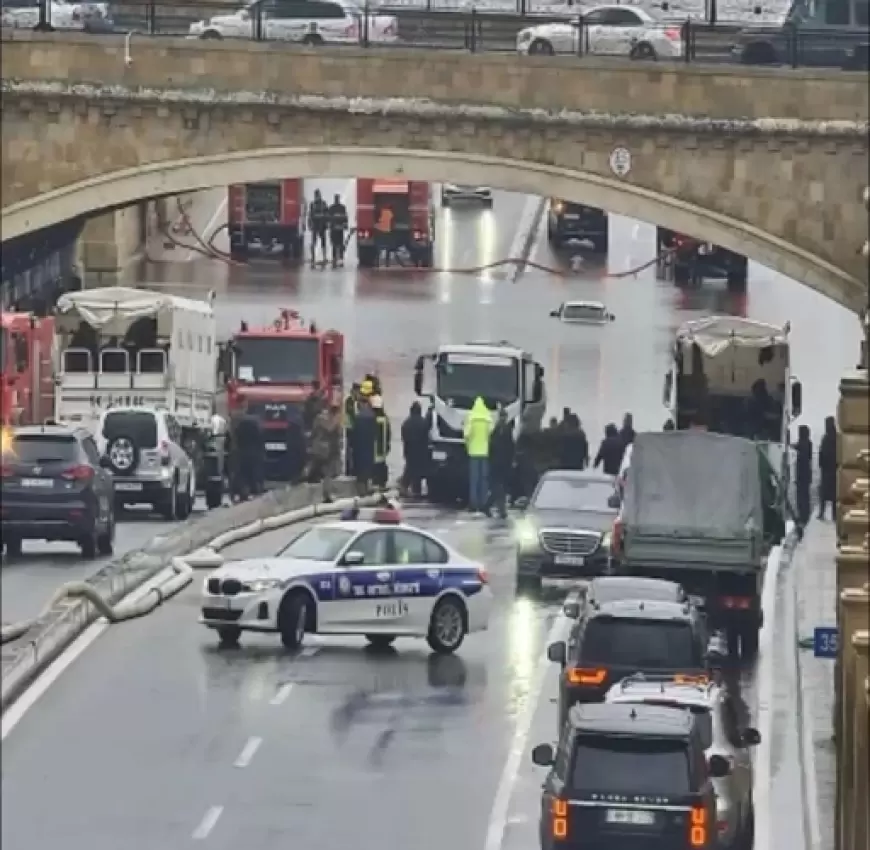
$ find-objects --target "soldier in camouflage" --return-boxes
[308,403,342,501]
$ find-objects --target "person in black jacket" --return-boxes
[619,413,636,449]
[308,189,330,265]
[352,397,376,496]
[560,414,589,470]
[794,424,813,528]
[400,401,429,498]
[817,416,837,520]
[328,194,349,268]
[486,408,514,519]
[229,403,265,500]
[593,423,623,476]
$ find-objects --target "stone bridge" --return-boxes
[1,31,868,311]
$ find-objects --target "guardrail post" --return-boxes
[35,0,51,31]
[681,19,691,62]
[253,1,263,40]
[362,2,370,47]
[575,15,585,57]
[469,7,478,52]
[146,0,156,36]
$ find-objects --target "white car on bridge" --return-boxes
[188,0,398,45]
[200,510,493,653]
[516,5,684,60]
[1,0,108,29]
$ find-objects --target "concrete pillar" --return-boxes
[79,202,148,287]
[846,632,869,850]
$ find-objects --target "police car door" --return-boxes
[390,530,447,631]
[331,529,393,632]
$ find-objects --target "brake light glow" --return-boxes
[722,596,752,610]
[358,229,371,239]
[62,464,94,481]
[674,673,708,684]
[717,817,729,835]
[551,797,568,840]
[477,567,489,584]
[566,667,606,686]
[160,440,171,466]
[690,805,707,846]
[1,463,14,478]
[664,26,681,39]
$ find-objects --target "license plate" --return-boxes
[555,555,585,567]
[115,482,143,491]
[431,450,447,461]
[606,809,655,825]
[21,478,54,488]
[375,601,409,618]
[563,214,580,220]
[265,442,287,451]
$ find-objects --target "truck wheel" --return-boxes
[205,481,224,509]
[741,625,760,661]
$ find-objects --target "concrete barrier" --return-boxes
[0,479,360,712]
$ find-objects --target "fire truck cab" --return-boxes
[228,179,304,261]
[221,310,345,480]
[356,179,434,269]
[0,311,55,428]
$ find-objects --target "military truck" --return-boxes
[611,430,788,661]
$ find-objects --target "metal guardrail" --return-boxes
[6,0,868,69]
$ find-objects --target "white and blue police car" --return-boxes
[200,509,493,653]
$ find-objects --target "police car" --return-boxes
[200,508,493,653]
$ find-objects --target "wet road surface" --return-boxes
[2,180,862,848]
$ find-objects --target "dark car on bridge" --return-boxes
[1,423,115,558]
[515,470,618,593]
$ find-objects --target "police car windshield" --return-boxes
[570,736,690,795]
[581,620,700,669]
[436,357,518,406]
[279,527,355,561]
[235,337,319,384]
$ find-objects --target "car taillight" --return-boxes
[721,595,752,610]
[551,797,569,840]
[664,26,681,40]
[160,440,171,465]
[477,567,489,584]
[611,518,624,553]
[716,816,729,836]
[689,805,707,847]
[413,230,423,240]
[62,464,94,481]
[1,463,15,478]
[673,673,708,684]
[566,667,606,685]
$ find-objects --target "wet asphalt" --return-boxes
[1,179,863,849]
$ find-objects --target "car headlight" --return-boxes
[514,519,539,549]
[248,578,284,592]
[601,531,612,551]
[517,28,532,43]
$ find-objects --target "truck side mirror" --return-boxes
[791,380,802,418]
[547,641,567,666]
[550,307,561,318]
[413,370,423,396]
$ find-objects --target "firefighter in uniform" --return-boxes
[371,395,391,491]
[343,382,361,476]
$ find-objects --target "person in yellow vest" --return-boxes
[464,396,492,515]
[371,395,391,492]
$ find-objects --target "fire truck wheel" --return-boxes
[416,246,434,268]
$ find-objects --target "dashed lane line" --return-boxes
[270,683,294,706]
[191,805,224,840]
[233,736,263,769]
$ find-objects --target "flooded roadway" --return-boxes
[1,180,862,850]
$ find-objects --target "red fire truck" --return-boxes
[228,179,304,261]
[221,309,345,480]
[356,178,434,269]
[1,311,55,429]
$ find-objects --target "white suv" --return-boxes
[189,0,398,45]
[97,407,196,520]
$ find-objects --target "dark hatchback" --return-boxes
[516,471,618,592]
[1,425,115,558]
[532,702,723,850]
[548,598,709,728]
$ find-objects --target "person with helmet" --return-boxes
[308,189,330,266]
[352,394,376,496]
[370,394,391,491]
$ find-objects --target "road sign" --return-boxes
[813,626,839,659]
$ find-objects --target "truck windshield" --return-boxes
[235,337,319,384]
[244,182,281,223]
[437,357,518,407]
[570,735,690,795]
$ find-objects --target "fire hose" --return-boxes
[155,197,674,280]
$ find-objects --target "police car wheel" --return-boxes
[217,626,241,648]
[426,597,467,654]
[365,634,396,649]
[278,591,309,650]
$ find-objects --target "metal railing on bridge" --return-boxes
[5,0,868,71]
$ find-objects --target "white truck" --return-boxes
[662,315,802,487]
[413,341,546,504]
[53,287,226,502]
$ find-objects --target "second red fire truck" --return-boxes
[228,179,304,261]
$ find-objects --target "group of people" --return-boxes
[794,416,838,527]
[307,190,349,268]
[342,376,392,496]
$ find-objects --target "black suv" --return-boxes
[531,702,726,849]
[1,424,115,558]
[548,598,709,726]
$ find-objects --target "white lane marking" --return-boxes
[191,805,224,840]
[299,646,320,658]
[1,565,177,741]
[233,736,262,768]
[187,194,228,262]
[270,683,294,706]
[484,607,570,850]
[752,538,787,850]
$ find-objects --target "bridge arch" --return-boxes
[1,147,863,312]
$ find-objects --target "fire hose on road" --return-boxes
[154,198,673,281]
[0,493,390,647]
